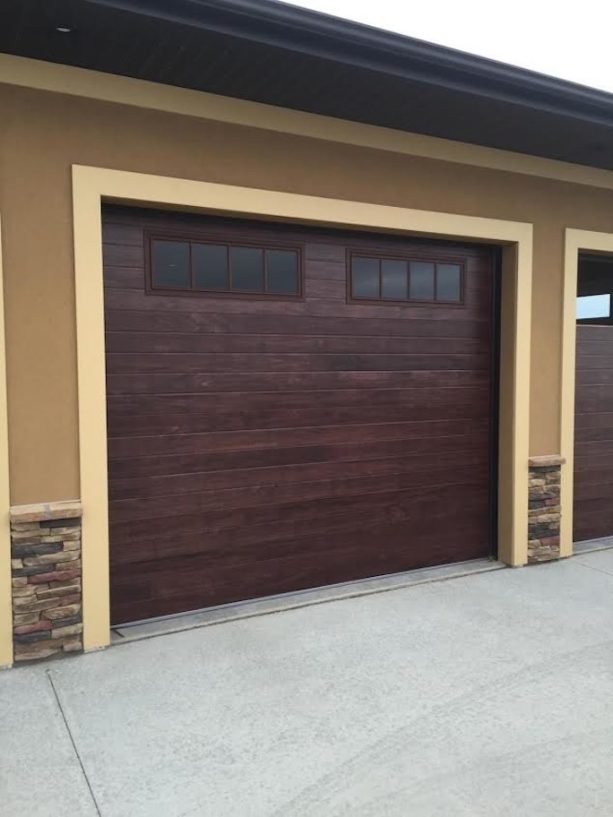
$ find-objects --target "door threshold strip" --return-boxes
[110,558,505,646]
[573,537,613,555]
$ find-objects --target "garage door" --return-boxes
[103,206,498,624]
[574,324,613,542]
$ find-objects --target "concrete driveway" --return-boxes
[3,549,613,817]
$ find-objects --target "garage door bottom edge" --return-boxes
[110,557,505,646]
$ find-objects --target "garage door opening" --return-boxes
[574,253,613,544]
[103,205,500,625]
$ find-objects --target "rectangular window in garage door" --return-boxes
[147,234,303,297]
[348,252,464,305]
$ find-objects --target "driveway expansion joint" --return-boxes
[46,669,103,817]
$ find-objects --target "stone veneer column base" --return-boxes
[10,501,83,662]
[528,456,564,563]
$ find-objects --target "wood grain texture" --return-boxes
[103,206,496,623]
[574,324,613,541]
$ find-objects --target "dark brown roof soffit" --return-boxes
[93,0,613,120]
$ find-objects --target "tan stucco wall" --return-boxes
[1,81,612,503]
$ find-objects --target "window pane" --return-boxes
[577,293,611,319]
[352,257,379,298]
[151,240,190,288]
[266,250,299,294]
[409,261,435,300]
[193,244,228,289]
[230,247,264,291]
[437,264,462,302]
[381,259,408,300]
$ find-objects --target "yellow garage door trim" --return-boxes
[71,165,532,652]
[0,218,13,668]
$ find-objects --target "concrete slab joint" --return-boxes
[10,500,83,662]
[528,456,565,563]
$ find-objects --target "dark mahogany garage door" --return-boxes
[103,206,498,624]
[574,325,613,541]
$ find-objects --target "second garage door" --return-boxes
[103,207,498,624]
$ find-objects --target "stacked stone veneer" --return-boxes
[11,501,83,662]
[528,456,564,563]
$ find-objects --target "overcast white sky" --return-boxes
[282,0,613,93]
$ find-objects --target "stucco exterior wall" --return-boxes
[0,80,612,503]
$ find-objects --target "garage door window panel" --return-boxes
[436,263,462,302]
[381,259,408,300]
[151,240,191,289]
[409,261,435,301]
[349,253,464,305]
[148,235,302,297]
[193,244,228,290]
[266,250,300,294]
[351,256,380,298]
[230,246,264,292]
